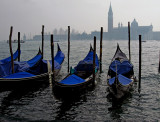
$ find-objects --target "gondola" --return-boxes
[107,44,135,99]
[53,45,99,97]
[0,48,20,64]
[0,44,65,87]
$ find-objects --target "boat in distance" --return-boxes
[7,40,25,43]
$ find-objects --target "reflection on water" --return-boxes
[0,84,48,121]
[0,40,160,121]
[54,94,87,120]
[107,91,133,119]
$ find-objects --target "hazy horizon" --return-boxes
[0,0,160,40]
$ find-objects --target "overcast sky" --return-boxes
[0,0,160,40]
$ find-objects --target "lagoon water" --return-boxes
[0,40,159,121]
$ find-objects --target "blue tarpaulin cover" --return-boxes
[40,50,65,73]
[108,77,115,85]
[0,49,20,64]
[40,60,61,73]
[74,50,99,72]
[3,72,35,79]
[108,74,132,85]
[109,60,133,75]
[0,54,42,78]
[27,54,42,67]
[60,74,85,85]
[54,50,65,65]
[0,44,65,79]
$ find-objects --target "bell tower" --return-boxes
[108,3,113,32]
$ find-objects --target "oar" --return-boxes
[9,26,14,74]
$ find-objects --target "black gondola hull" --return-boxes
[107,76,134,99]
[107,44,135,99]
[0,73,49,88]
[52,73,97,100]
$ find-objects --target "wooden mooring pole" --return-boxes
[18,32,20,61]
[100,27,103,73]
[68,26,70,73]
[51,34,54,81]
[128,22,131,62]
[138,35,142,92]
[9,26,14,74]
[42,25,44,59]
[93,36,96,84]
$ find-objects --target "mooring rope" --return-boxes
[47,60,52,87]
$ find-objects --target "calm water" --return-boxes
[0,40,159,121]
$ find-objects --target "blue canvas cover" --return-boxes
[118,74,132,85]
[0,53,42,77]
[3,72,35,79]
[59,74,85,85]
[0,44,64,78]
[109,60,133,75]
[54,46,65,65]
[40,60,61,73]
[39,48,65,73]
[74,50,99,72]
[108,74,132,85]
[108,77,115,85]
[27,54,42,67]
[0,49,20,64]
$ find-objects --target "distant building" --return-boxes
[91,3,160,40]
[23,34,26,41]
[30,3,160,41]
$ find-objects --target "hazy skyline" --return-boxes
[0,0,160,40]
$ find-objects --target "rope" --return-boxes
[47,60,52,86]
[47,60,52,74]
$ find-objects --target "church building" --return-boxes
[92,3,160,40]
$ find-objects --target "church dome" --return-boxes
[131,19,138,27]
